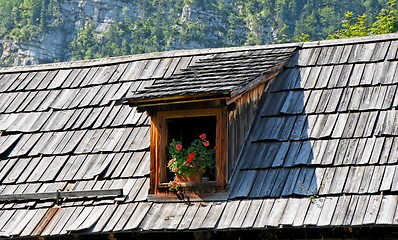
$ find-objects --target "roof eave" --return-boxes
[127,92,231,111]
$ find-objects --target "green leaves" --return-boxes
[71,21,99,60]
[0,0,60,42]
[328,0,397,39]
[371,0,398,34]
[168,136,216,178]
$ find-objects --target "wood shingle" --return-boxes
[0,34,398,238]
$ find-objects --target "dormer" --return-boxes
[127,45,299,196]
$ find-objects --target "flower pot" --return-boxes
[175,173,202,183]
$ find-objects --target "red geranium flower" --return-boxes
[168,134,215,177]
[175,144,182,151]
[199,133,206,140]
[187,152,195,162]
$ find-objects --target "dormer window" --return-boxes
[165,115,217,182]
[148,103,227,194]
[126,47,297,197]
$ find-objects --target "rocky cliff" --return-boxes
[0,0,276,66]
[0,0,388,66]
[1,0,138,66]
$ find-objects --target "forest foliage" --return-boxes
[0,0,61,42]
[0,0,396,62]
[328,0,397,39]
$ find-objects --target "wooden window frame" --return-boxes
[150,107,227,194]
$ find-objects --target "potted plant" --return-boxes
[167,133,216,190]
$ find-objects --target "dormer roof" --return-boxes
[127,44,299,106]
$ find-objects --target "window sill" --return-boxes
[147,192,229,203]
[159,180,218,188]
[159,180,226,193]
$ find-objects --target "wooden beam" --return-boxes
[59,189,123,198]
[0,192,57,201]
[0,189,123,201]
[128,94,229,109]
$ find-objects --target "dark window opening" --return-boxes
[165,116,217,182]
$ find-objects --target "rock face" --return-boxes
[12,30,68,66]
[1,0,138,66]
[0,0,271,66]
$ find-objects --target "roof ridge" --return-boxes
[1,33,396,73]
[0,43,301,74]
[302,33,398,48]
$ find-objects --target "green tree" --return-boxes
[328,12,370,39]
[328,0,397,39]
[371,0,398,34]
[71,21,100,60]
[295,32,310,42]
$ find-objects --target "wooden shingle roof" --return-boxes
[0,34,398,237]
[127,44,300,105]
[229,34,398,226]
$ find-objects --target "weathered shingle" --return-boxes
[230,34,398,212]
[127,46,299,101]
[0,34,398,238]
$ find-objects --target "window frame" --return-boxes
[150,107,227,194]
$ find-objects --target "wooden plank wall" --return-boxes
[228,83,266,177]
